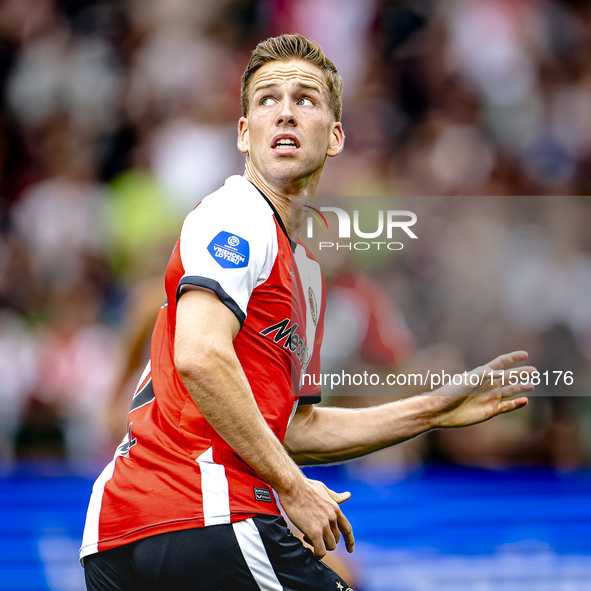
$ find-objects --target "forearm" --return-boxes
[177,345,304,495]
[285,396,438,465]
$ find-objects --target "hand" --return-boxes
[278,478,354,558]
[428,351,535,429]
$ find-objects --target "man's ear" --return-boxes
[327,121,345,157]
[238,117,250,154]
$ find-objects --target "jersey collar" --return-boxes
[245,178,298,253]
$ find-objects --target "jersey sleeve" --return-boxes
[177,194,277,328]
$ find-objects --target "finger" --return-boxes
[322,524,337,553]
[337,510,355,553]
[329,513,340,546]
[500,381,535,398]
[498,365,537,379]
[490,365,536,376]
[487,351,529,371]
[497,397,529,414]
[310,531,327,558]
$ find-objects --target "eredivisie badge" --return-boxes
[308,287,318,326]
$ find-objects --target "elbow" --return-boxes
[284,444,328,466]
[283,440,308,465]
[174,345,218,385]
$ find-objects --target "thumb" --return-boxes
[335,491,351,504]
[324,485,351,504]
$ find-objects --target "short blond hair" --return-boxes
[241,34,343,122]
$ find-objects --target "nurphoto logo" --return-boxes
[305,206,417,251]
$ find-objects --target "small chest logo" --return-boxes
[254,487,272,503]
[308,287,318,326]
[207,231,250,268]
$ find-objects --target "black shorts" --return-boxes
[83,515,353,591]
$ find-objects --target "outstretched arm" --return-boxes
[284,351,535,465]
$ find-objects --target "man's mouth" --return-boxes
[272,136,300,150]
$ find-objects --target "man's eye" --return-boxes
[261,97,276,106]
[297,97,314,106]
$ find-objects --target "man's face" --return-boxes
[238,59,344,186]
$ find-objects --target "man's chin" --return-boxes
[265,160,320,183]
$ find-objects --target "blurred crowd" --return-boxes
[0,0,589,466]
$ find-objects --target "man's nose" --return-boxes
[276,100,297,126]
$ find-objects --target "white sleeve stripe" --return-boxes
[233,518,284,590]
[177,275,246,327]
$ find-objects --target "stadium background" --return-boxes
[0,0,590,589]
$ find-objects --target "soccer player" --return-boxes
[80,34,535,590]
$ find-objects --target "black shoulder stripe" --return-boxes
[176,276,246,329]
[298,393,321,405]
[130,379,155,413]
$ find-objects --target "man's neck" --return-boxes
[243,158,321,241]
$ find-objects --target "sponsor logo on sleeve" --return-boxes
[207,231,250,268]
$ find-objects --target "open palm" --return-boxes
[429,351,535,429]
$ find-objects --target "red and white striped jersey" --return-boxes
[80,176,325,560]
